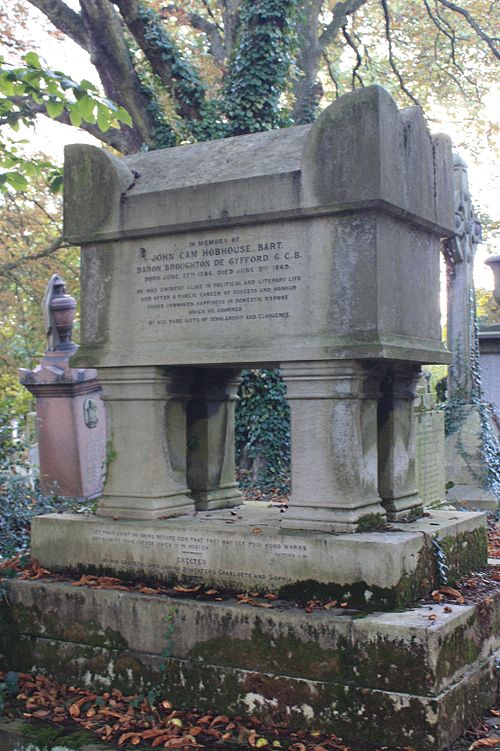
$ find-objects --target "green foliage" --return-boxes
[236,369,290,492]
[224,0,298,135]
[0,52,131,193]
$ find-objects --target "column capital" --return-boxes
[281,359,387,401]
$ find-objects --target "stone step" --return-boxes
[31,509,487,611]
[1,579,499,750]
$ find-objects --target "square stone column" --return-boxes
[378,364,423,520]
[280,360,387,533]
[96,366,195,519]
[187,368,242,511]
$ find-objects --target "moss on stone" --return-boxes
[187,619,350,681]
[439,527,488,580]
[356,513,387,532]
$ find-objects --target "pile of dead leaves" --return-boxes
[1,672,351,751]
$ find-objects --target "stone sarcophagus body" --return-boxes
[62,85,454,530]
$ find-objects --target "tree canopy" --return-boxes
[5,0,499,157]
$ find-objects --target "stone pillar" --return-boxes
[378,364,423,520]
[280,360,387,533]
[187,368,242,511]
[96,366,195,520]
[19,352,106,499]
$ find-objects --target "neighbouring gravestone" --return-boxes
[479,257,500,417]
[19,274,106,499]
[21,87,496,750]
[414,372,446,507]
[443,156,499,509]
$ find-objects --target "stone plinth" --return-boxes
[31,508,486,607]
[2,575,498,751]
[19,352,106,499]
[445,404,498,510]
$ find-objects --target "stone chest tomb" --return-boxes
[17,86,498,750]
[61,85,454,531]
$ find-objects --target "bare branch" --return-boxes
[318,0,370,51]
[322,51,340,98]
[27,0,90,50]
[0,235,68,279]
[380,0,420,106]
[436,0,500,59]
[342,24,364,88]
[190,12,225,65]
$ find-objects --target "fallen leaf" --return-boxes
[205,589,218,596]
[173,584,201,593]
[118,732,142,746]
[469,738,500,749]
[252,528,262,534]
[264,593,279,600]
[211,715,229,726]
[324,601,338,609]
[432,590,444,603]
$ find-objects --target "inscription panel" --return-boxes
[91,218,336,364]
[89,527,310,586]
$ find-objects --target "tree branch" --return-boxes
[322,51,340,98]
[190,12,225,65]
[26,0,90,50]
[114,0,206,121]
[380,0,420,106]
[342,24,364,88]
[2,96,142,153]
[0,235,68,279]
[436,0,500,59]
[318,0,370,51]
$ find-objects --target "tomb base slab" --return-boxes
[1,576,499,751]
[31,508,486,610]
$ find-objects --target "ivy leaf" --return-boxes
[79,94,95,122]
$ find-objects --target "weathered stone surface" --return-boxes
[1,579,498,750]
[446,404,498,510]
[415,379,446,507]
[30,509,486,607]
[67,86,451,371]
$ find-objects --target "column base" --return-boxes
[281,498,387,533]
[95,491,194,520]
[383,494,424,522]
[192,484,242,511]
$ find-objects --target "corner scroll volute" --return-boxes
[63,144,135,244]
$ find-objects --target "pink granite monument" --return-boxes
[19,274,106,499]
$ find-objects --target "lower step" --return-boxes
[1,579,499,750]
